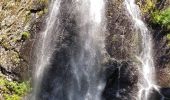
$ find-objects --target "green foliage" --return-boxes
[6,81,30,95]
[151,7,170,28]
[0,76,31,100]
[21,31,30,40]
[167,34,170,40]
[3,94,21,100]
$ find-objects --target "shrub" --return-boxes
[151,7,170,28]
[21,31,30,40]
[167,34,170,40]
[0,76,31,100]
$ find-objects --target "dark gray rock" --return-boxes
[160,88,170,98]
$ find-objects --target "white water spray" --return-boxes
[124,0,157,100]
[32,0,106,100]
[36,0,61,78]
[32,0,61,99]
[70,0,106,100]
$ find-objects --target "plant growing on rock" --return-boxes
[21,31,30,40]
[0,75,31,100]
[167,34,170,46]
[151,7,170,29]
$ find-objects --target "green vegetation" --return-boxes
[167,34,170,47]
[151,7,170,47]
[167,34,170,40]
[0,75,31,100]
[21,31,30,40]
[0,0,48,99]
[151,7,170,29]
[37,0,49,17]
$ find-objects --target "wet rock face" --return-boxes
[149,0,170,88]
[36,0,140,99]
[105,0,138,60]
[103,0,140,99]
[36,1,80,99]
[0,0,169,100]
[103,61,138,100]
[144,88,170,100]
[146,88,162,100]
[153,26,170,87]
[104,0,170,99]
[160,88,170,98]
[33,0,170,99]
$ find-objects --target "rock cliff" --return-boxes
[0,0,170,99]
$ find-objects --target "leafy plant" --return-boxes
[167,34,170,40]
[21,31,30,40]
[0,76,31,100]
[3,94,21,100]
[152,7,170,28]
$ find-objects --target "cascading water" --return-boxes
[32,0,61,99]
[32,0,106,100]
[70,0,106,100]
[35,0,61,79]
[124,0,157,100]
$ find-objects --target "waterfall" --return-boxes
[32,0,61,99]
[32,0,106,100]
[70,0,106,100]
[124,0,157,100]
[35,0,61,80]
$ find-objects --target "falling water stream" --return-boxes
[32,0,61,99]
[33,0,106,100]
[70,0,106,100]
[32,0,165,99]
[124,0,157,100]
[35,0,61,80]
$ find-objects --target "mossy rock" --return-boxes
[137,0,155,14]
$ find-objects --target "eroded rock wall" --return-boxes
[0,0,48,99]
[0,0,48,80]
